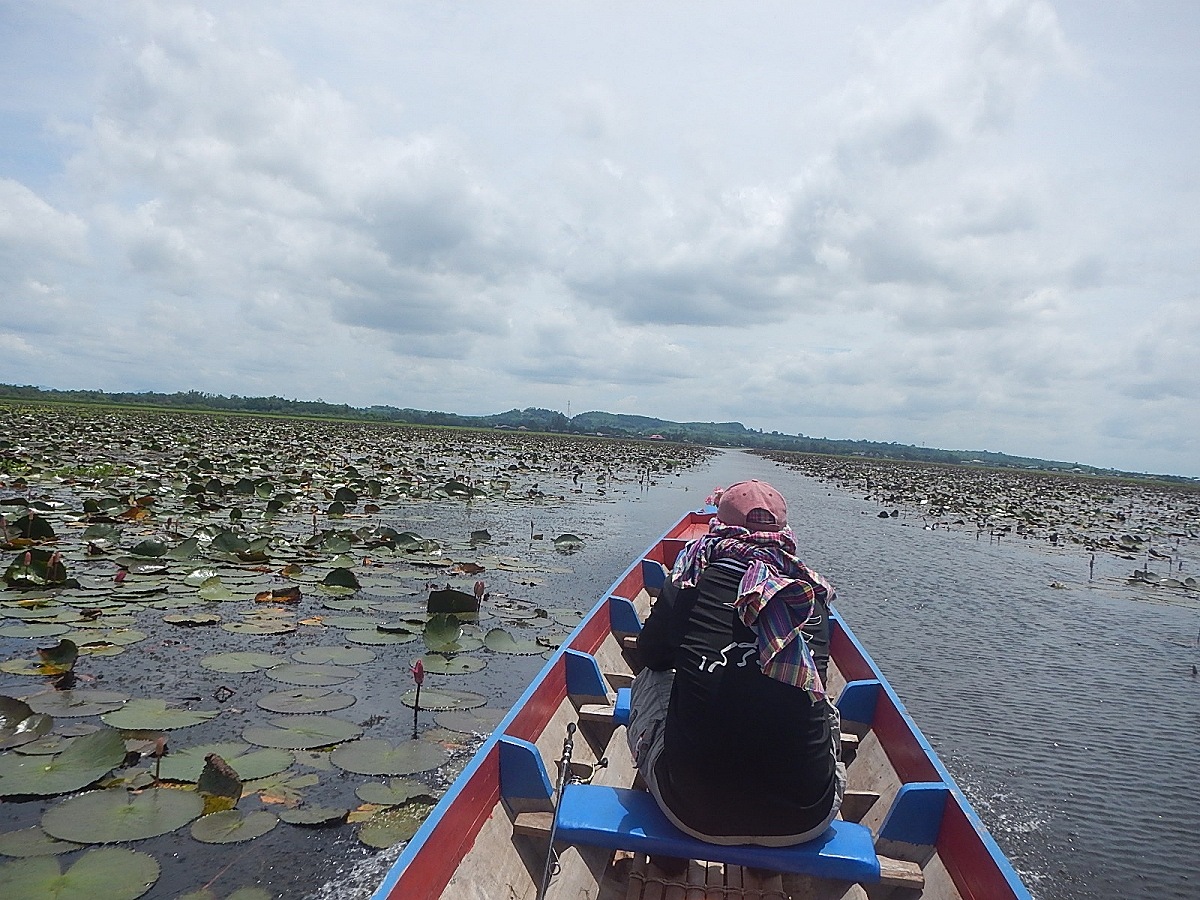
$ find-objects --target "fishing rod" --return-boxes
[536,722,576,900]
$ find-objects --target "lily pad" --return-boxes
[398,688,487,712]
[41,787,205,843]
[190,810,279,844]
[435,707,506,736]
[100,699,218,731]
[0,727,127,797]
[264,663,357,687]
[256,688,356,714]
[290,646,376,665]
[0,846,159,899]
[483,628,546,655]
[358,801,436,848]
[242,715,363,750]
[354,777,433,805]
[420,654,485,675]
[200,652,284,674]
[330,738,449,776]
[164,612,222,627]
[153,743,293,783]
[0,696,53,749]
[277,806,347,826]
[0,825,84,858]
[221,620,296,636]
[553,533,584,551]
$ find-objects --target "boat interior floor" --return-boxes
[609,852,874,900]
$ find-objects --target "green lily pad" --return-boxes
[0,727,127,797]
[0,622,70,639]
[153,743,293,783]
[256,688,356,714]
[200,652,284,674]
[0,825,84,858]
[100,699,218,731]
[553,533,584,551]
[344,629,418,646]
[182,567,220,587]
[41,787,205,843]
[277,806,347,826]
[420,654,485,675]
[318,615,381,630]
[398,688,487,712]
[190,810,279,844]
[483,628,546,655]
[358,801,436,848]
[221,620,296,635]
[435,707,506,736]
[242,715,363,750]
[354,777,434,806]
[197,577,235,601]
[0,846,159,899]
[330,738,449,776]
[163,612,221,627]
[0,696,53,749]
[264,663,357,687]
[290,646,376,665]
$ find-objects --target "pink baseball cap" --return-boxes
[716,480,788,531]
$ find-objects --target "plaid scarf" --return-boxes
[671,519,834,699]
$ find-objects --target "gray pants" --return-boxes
[625,667,847,847]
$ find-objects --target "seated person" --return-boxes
[627,479,845,847]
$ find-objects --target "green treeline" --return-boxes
[1,382,1186,481]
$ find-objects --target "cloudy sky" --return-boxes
[2,1,1197,476]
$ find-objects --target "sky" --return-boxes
[1,1,1198,476]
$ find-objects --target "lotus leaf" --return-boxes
[398,688,486,712]
[242,715,362,750]
[318,615,380,630]
[183,568,219,586]
[355,777,427,806]
[154,743,293,783]
[127,540,166,558]
[357,801,435,848]
[264,663,357,687]
[330,738,449,776]
[190,810,278,844]
[4,548,71,588]
[257,688,356,714]
[164,537,200,560]
[200,651,284,673]
[483,628,546,655]
[291,646,375,665]
[222,620,296,635]
[436,707,505,735]
[319,568,360,594]
[197,577,236,601]
[41,787,205,843]
[0,825,84,857]
[277,806,347,826]
[242,771,320,805]
[0,621,70,639]
[0,696,53,751]
[100,699,218,731]
[0,847,159,899]
[420,654,484,675]
[344,629,419,646]
[210,532,250,555]
[164,612,221,627]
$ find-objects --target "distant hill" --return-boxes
[1,382,1192,483]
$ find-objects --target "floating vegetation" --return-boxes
[0,846,160,900]
[0,401,709,896]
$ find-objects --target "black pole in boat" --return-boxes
[536,722,576,900]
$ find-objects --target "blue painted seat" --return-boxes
[555,783,882,883]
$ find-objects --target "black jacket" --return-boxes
[637,559,837,838]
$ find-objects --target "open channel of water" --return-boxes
[469,448,1198,900]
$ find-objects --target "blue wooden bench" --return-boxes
[556,782,882,883]
[502,735,929,888]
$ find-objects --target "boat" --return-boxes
[372,507,1032,900]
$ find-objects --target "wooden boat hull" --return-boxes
[374,510,1031,900]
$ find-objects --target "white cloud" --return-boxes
[0,0,1196,476]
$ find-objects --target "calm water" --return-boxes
[5,447,1194,899]
[525,450,1200,900]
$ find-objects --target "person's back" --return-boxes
[627,480,846,847]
